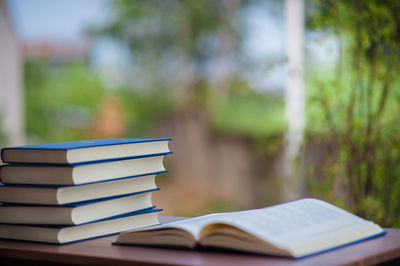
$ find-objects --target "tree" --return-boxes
[307,0,400,226]
[90,0,247,105]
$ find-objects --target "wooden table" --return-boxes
[0,216,399,266]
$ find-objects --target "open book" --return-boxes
[116,198,385,258]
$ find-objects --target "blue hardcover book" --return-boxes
[0,154,170,185]
[0,172,163,205]
[0,189,158,225]
[0,208,162,244]
[1,138,171,165]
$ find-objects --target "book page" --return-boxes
[142,213,228,239]
[199,198,371,247]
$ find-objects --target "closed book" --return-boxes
[0,190,156,225]
[0,208,161,244]
[1,138,170,164]
[0,172,161,205]
[0,155,168,185]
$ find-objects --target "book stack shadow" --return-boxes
[0,138,171,244]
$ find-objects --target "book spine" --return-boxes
[0,148,6,164]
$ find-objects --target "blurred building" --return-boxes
[0,0,25,145]
[19,41,89,62]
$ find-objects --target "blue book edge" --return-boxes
[296,230,387,259]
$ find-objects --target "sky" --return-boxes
[7,0,110,42]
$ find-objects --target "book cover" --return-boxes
[0,208,162,244]
[2,138,171,151]
[1,138,171,165]
[0,187,160,206]
[0,172,162,205]
[0,155,168,185]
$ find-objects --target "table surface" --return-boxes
[0,216,399,266]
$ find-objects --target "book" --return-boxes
[0,155,168,185]
[0,190,156,225]
[0,138,171,164]
[0,208,161,244]
[0,172,161,205]
[116,198,385,258]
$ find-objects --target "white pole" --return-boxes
[283,0,305,200]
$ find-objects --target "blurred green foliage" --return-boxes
[118,86,175,137]
[211,91,285,138]
[91,0,286,141]
[24,59,106,142]
[306,0,400,226]
[25,0,286,145]
[0,116,9,149]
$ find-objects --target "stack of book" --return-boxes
[0,138,171,244]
